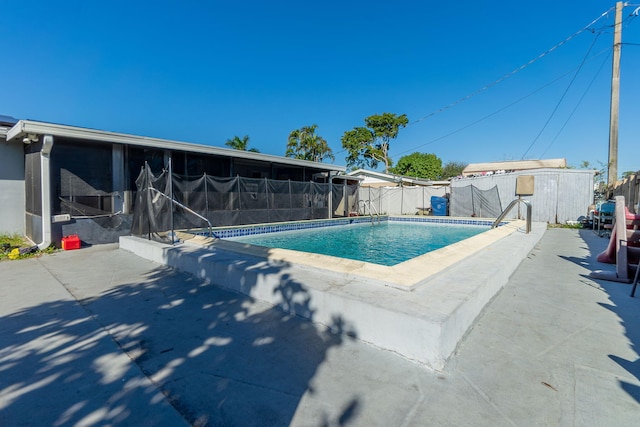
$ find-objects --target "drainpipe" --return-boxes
[39,134,54,250]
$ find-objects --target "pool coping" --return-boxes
[178,218,523,290]
[120,217,545,370]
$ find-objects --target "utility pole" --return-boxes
[607,1,623,189]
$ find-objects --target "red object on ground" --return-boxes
[596,207,640,263]
[625,206,640,224]
[597,227,617,264]
[61,235,81,250]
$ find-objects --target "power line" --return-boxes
[526,8,639,158]
[539,50,611,158]
[406,6,616,127]
[333,6,627,160]
[393,47,612,158]
[393,69,578,156]
[520,32,602,159]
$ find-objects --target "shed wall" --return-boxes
[450,169,594,223]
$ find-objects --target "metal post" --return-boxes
[328,177,332,219]
[168,157,175,245]
[265,177,270,222]
[204,172,209,220]
[471,184,475,217]
[343,181,347,217]
[310,179,314,219]
[145,162,151,240]
[236,175,241,211]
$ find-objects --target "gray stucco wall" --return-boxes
[0,137,25,234]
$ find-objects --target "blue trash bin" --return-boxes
[431,196,447,216]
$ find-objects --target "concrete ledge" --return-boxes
[120,222,545,370]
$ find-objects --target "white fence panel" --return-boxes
[357,186,447,215]
[450,169,595,223]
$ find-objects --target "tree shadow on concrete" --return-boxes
[570,229,640,404]
[0,296,179,426]
[0,247,360,426]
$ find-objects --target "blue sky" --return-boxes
[2,1,639,176]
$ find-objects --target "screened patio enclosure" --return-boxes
[5,119,347,246]
[132,162,359,242]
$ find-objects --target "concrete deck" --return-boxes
[1,228,639,426]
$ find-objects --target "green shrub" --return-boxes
[0,234,55,261]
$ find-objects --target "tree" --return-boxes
[440,161,468,179]
[225,135,260,152]
[390,152,442,180]
[579,160,591,169]
[341,112,408,173]
[285,124,334,163]
[591,160,608,202]
[340,126,376,171]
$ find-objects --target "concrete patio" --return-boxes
[1,228,639,426]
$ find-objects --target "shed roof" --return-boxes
[462,159,566,176]
[347,169,449,186]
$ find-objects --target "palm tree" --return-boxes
[225,135,259,152]
[285,125,334,163]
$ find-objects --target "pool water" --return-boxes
[229,222,488,266]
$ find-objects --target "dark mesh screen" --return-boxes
[51,141,114,216]
[131,164,341,242]
[449,185,502,218]
[25,148,42,216]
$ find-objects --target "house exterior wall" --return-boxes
[450,169,595,223]
[0,137,25,235]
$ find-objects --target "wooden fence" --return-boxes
[611,171,640,212]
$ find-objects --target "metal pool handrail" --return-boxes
[359,199,381,225]
[491,198,531,234]
[147,187,215,238]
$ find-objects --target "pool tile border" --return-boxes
[198,216,504,239]
[390,216,499,226]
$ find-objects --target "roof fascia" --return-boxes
[349,169,396,180]
[7,120,345,172]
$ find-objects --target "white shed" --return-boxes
[450,168,596,223]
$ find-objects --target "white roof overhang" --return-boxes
[7,120,346,172]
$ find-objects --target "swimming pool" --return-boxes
[228,222,488,266]
[184,216,509,289]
